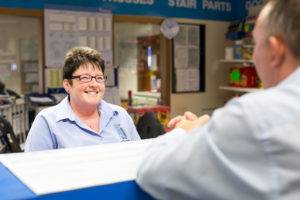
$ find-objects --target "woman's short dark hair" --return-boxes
[63,47,105,81]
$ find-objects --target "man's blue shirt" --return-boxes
[137,67,300,199]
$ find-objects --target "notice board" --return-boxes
[172,24,205,93]
[44,6,116,87]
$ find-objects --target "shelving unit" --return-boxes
[219,58,260,93]
[243,44,254,48]
[220,59,254,64]
[0,101,29,146]
[219,86,262,93]
[220,8,262,94]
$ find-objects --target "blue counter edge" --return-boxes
[0,162,153,200]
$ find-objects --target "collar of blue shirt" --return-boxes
[54,97,116,130]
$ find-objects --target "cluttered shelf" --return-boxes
[220,7,263,93]
[220,59,253,64]
[219,86,262,93]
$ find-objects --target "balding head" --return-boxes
[258,0,300,59]
[253,0,300,88]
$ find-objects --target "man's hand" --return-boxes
[167,111,198,129]
[176,115,210,132]
[167,111,210,132]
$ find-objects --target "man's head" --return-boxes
[63,46,105,85]
[253,0,300,88]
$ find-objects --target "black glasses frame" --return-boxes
[70,75,107,83]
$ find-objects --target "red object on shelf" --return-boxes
[240,66,258,87]
[128,90,132,106]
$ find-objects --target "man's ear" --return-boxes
[63,79,71,94]
[268,36,286,69]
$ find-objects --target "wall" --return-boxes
[170,19,232,117]
[0,14,42,94]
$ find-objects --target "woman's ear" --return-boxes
[268,36,286,69]
[63,79,70,94]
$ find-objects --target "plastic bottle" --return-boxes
[234,40,242,59]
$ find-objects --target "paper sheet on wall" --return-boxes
[88,16,96,31]
[175,68,199,92]
[20,39,39,61]
[97,17,103,31]
[78,16,87,31]
[174,46,188,68]
[0,64,11,81]
[188,25,199,46]
[22,62,38,73]
[25,73,38,83]
[0,139,154,195]
[78,36,88,46]
[45,68,63,88]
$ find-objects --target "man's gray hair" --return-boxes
[263,0,300,58]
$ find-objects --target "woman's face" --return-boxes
[63,63,105,108]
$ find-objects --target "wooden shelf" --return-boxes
[220,59,254,64]
[219,86,262,93]
[0,59,15,64]
[242,44,254,48]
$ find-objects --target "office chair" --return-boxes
[136,112,165,139]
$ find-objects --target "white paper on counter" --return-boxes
[0,139,154,195]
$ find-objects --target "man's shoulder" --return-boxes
[235,87,279,105]
[225,86,296,124]
[222,88,280,119]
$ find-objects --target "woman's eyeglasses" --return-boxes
[70,75,107,83]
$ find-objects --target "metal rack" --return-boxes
[0,101,29,145]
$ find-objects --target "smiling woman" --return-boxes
[25,47,140,152]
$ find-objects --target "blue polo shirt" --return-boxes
[25,97,140,152]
